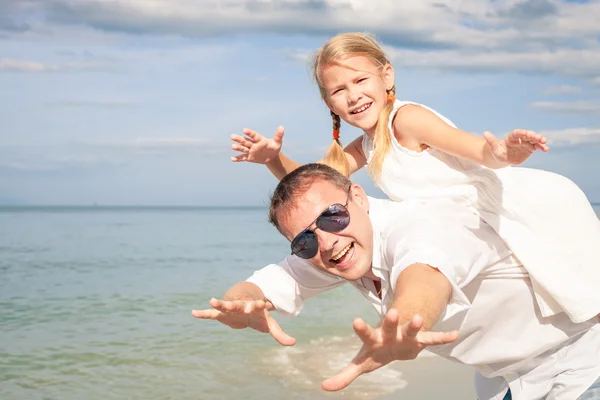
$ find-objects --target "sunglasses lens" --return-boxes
[291,230,318,259]
[317,204,350,232]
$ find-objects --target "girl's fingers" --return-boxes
[242,128,262,142]
[231,143,248,153]
[231,155,248,162]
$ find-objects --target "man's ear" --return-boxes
[349,183,369,211]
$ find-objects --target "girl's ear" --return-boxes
[383,63,395,91]
[323,97,334,112]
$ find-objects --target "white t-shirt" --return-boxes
[247,197,600,400]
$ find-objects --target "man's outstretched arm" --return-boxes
[322,263,457,391]
[390,263,452,331]
[192,281,296,346]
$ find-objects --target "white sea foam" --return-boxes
[259,334,409,398]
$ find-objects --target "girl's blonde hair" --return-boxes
[310,32,395,180]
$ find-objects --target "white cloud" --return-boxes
[384,47,600,80]
[48,99,140,109]
[0,58,59,72]
[3,0,600,80]
[0,137,221,171]
[540,127,600,146]
[0,58,109,73]
[542,85,582,96]
[281,48,312,63]
[529,100,600,115]
[81,137,220,157]
[112,137,211,148]
[0,144,126,171]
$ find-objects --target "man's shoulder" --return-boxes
[368,196,455,221]
[369,197,482,237]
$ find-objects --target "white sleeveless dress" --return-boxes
[361,100,600,323]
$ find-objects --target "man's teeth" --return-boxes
[332,243,352,261]
[351,103,371,114]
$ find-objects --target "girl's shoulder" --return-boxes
[392,100,457,131]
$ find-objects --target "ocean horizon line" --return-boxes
[0,204,270,211]
[1,202,599,209]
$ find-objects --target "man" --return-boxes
[193,163,600,399]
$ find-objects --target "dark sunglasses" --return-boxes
[290,189,351,259]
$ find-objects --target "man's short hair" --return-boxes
[269,163,351,233]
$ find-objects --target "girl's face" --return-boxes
[320,55,394,136]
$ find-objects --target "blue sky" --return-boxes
[1,0,599,205]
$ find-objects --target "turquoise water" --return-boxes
[1,205,598,399]
[0,206,412,400]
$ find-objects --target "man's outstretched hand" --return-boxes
[322,309,459,391]
[192,297,296,346]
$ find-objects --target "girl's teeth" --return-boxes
[353,103,370,114]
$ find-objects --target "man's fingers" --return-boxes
[402,314,424,338]
[210,299,241,313]
[381,308,400,341]
[210,298,267,314]
[191,308,223,320]
[253,299,267,311]
[353,318,377,345]
[218,300,247,313]
[209,297,223,309]
[231,300,249,312]
[321,362,362,392]
[222,301,236,312]
[416,330,459,346]
[245,300,266,314]
[266,314,296,346]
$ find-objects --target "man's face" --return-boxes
[278,180,374,281]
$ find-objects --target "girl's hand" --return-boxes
[230,126,285,164]
[484,129,549,166]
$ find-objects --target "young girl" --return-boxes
[230,32,600,323]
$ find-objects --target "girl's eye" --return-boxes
[332,89,343,95]
[358,77,368,83]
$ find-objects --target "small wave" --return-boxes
[258,335,408,399]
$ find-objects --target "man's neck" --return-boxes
[363,267,380,281]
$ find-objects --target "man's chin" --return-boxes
[339,266,368,281]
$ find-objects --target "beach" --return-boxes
[1,205,598,399]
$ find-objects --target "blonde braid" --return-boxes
[321,111,350,177]
[331,110,341,133]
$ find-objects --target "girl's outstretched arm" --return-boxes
[393,105,549,169]
[231,126,366,180]
[265,152,301,180]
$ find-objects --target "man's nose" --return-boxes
[315,229,338,254]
